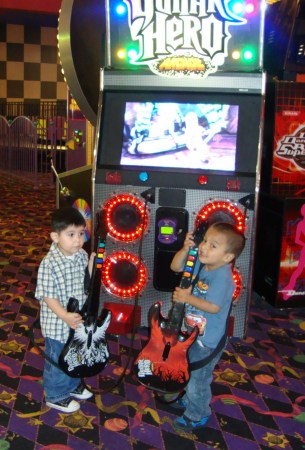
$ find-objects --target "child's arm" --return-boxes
[172,286,220,314]
[44,297,83,330]
[170,231,194,272]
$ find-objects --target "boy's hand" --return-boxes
[172,286,192,304]
[170,232,195,273]
[65,312,84,329]
[183,232,195,251]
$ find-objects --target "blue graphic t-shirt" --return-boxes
[185,262,235,349]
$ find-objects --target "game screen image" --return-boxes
[120,102,239,171]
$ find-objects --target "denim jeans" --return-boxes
[43,337,80,403]
[183,338,224,422]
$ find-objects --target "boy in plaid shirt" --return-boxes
[36,207,95,413]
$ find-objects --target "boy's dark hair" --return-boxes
[209,222,245,259]
[51,207,86,233]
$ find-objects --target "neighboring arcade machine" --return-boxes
[254,80,305,308]
[254,0,305,308]
[93,0,266,337]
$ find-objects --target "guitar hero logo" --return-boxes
[276,126,305,169]
[123,0,245,77]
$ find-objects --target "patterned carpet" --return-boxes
[0,171,305,450]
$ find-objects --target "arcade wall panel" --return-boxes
[94,184,255,338]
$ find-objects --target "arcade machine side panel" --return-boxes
[254,194,285,303]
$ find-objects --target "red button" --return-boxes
[198,175,208,185]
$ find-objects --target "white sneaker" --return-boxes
[70,383,93,400]
[46,397,80,413]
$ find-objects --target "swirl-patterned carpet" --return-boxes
[0,171,305,450]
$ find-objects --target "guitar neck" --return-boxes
[86,238,105,317]
[179,247,198,289]
[167,246,199,329]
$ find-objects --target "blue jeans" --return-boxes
[43,337,80,403]
[183,338,224,422]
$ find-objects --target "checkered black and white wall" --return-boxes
[0,24,67,102]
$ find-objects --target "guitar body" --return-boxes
[134,302,198,393]
[134,221,206,393]
[59,298,111,378]
[59,211,112,378]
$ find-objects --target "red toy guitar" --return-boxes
[134,222,206,393]
[59,211,111,378]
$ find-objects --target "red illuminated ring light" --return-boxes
[103,194,148,242]
[195,200,245,232]
[101,251,147,299]
[232,268,242,303]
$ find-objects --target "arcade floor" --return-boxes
[0,171,305,450]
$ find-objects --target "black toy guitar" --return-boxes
[134,222,207,393]
[59,211,111,378]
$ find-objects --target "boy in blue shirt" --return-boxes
[170,221,245,432]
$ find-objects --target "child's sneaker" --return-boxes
[173,414,210,432]
[70,382,93,400]
[46,397,80,413]
[170,397,187,410]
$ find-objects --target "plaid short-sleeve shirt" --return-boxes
[35,242,88,343]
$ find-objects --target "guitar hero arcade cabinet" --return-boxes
[93,0,266,337]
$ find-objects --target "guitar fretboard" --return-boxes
[180,248,198,289]
[96,241,105,269]
[167,247,199,329]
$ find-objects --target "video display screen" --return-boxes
[96,89,263,182]
[120,102,238,172]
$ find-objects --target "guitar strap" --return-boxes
[189,305,232,371]
[188,262,232,372]
[190,262,204,290]
[84,266,91,294]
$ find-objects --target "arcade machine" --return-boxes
[254,0,305,308]
[93,0,266,336]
